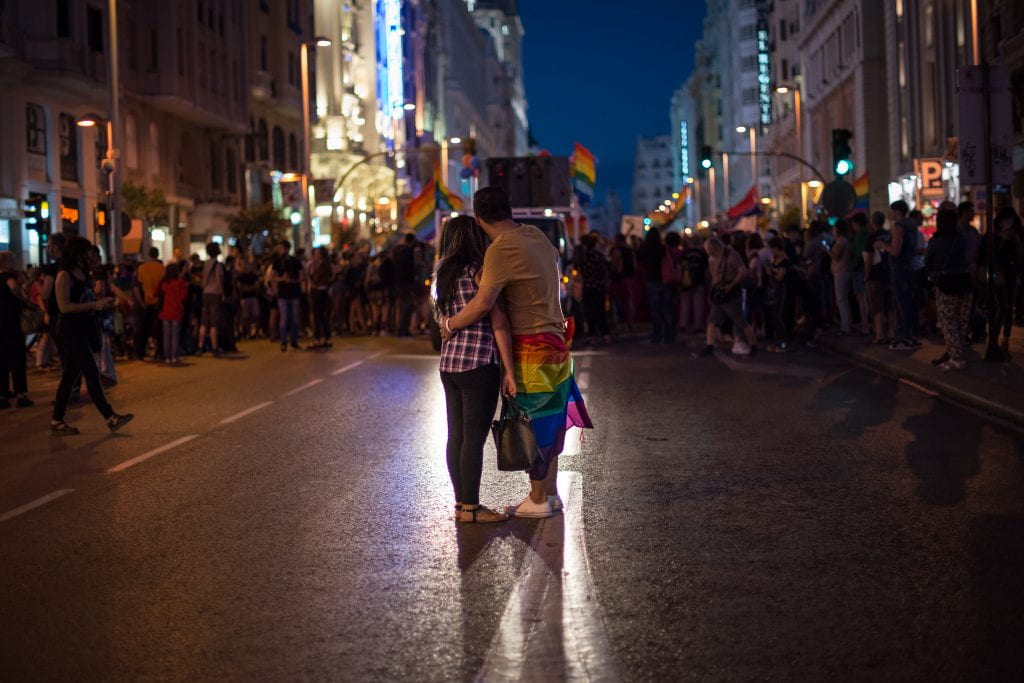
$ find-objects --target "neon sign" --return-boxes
[374,0,404,144]
[757,2,772,129]
[679,121,689,176]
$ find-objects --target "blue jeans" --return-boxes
[162,319,181,361]
[891,266,917,340]
[278,297,301,346]
[646,282,667,342]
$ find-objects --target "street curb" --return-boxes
[818,337,1024,432]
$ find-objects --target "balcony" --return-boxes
[250,69,273,102]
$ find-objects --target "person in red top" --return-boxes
[157,263,188,365]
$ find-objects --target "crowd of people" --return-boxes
[0,230,438,431]
[565,200,1023,369]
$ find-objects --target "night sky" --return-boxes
[518,0,706,213]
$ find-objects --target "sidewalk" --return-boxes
[819,329,1024,430]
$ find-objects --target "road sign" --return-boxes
[914,158,946,199]
[956,66,1013,186]
[820,180,856,217]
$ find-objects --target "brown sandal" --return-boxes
[458,505,509,524]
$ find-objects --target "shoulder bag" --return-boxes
[491,396,539,472]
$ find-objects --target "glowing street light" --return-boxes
[736,126,747,133]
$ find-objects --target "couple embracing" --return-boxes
[436,187,593,523]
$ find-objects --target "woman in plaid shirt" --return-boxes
[435,217,516,523]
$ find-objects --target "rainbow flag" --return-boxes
[572,142,596,203]
[403,169,465,233]
[852,172,870,211]
[512,325,592,479]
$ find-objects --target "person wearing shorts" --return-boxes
[198,242,224,355]
[695,235,759,357]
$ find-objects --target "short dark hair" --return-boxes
[890,200,909,214]
[206,242,221,258]
[958,201,975,218]
[935,208,958,236]
[768,237,785,250]
[473,186,513,224]
[664,231,682,247]
[148,247,160,259]
[279,239,291,251]
[851,212,868,227]
[871,211,886,227]
[403,233,416,244]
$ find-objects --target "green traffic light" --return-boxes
[835,159,852,175]
[701,159,712,169]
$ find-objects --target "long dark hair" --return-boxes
[60,236,93,274]
[434,216,487,316]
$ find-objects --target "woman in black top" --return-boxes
[51,237,133,435]
[639,229,668,343]
[0,251,32,408]
[926,209,971,369]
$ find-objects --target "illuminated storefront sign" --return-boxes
[679,121,689,177]
[757,1,771,129]
[374,0,404,144]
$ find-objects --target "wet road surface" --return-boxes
[2,335,1023,680]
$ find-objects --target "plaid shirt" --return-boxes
[440,266,498,374]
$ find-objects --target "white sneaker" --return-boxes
[506,495,553,518]
[549,495,563,513]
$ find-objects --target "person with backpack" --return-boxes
[197,242,224,356]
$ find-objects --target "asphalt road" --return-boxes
[2,335,1023,680]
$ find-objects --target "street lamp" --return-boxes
[300,36,332,248]
[77,113,118,257]
[776,83,804,221]
[737,125,757,191]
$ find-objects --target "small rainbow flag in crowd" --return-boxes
[852,172,870,212]
[403,168,465,233]
[572,142,596,203]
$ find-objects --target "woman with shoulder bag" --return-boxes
[435,217,517,523]
[926,209,972,370]
[51,237,133,435]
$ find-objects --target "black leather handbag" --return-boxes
[491,397,539,472]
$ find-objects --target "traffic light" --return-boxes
[832,129,853,176]
[24,193,50,233]
[700,146,713,170]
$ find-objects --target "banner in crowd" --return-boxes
[572,142,596,204]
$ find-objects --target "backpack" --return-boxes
[661,249,684,287]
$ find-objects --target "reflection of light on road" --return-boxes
[416,378,455,506]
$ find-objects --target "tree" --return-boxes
[226,202,287,252]
[120,181,169,227]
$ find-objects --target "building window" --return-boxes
[743,87,758,105]
[741,55,757,71]
[210,143,222,190]
[779,19,787,41]
[177,28,185,76]
[257,119,269,161]
[781,58,789,81]
[210,48,218,93]
[226,147,237,193]
[272,126,285,170]
[58,113,79,182]
[125,115,138,168]
[149,28,158,71]
[127,20,138,70]
[287,51,297,86]
[26,103,47,156]
[57,0,71,37]
[739,24,756,41]
[87,6,104,53]
[288,133,298,171]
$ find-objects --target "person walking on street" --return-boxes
[50,238,133,435]
[440,187,592,519]
[309,246,333,349]
[0,251,33,409]
[135,247,165,360]
[639,228,668,344]
[877,200,921,350]
[695,235,759,357]
[434,216,517,523]
[580,232,611,345]
[158,263,188,365]
[830,219,854,334]
[197,242,224,356]
[272,240,303,351]
[926,208,973,370]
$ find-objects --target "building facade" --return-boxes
[631,135,674,216]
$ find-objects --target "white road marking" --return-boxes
[579,355,593,369]
[0,489,74,524]
[284,378,324,395]
[576,371,590,391]
[331,361,364,376]
[107,435,199,474]
[477,471,617,681]
[220,401,274,424]
[714,350,825,379]
[367,350,388,360]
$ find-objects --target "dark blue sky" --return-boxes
[518,0,706,213]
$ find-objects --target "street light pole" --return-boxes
[106,0,122,261]
[300,37,331,250]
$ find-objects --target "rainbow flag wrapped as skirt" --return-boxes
[512,329,593,480]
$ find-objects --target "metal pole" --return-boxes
[981,60,1001,361]
[970,0,980,66]
[722,152,730,210]
[106,0,122,261]
[300,42,313,250]
[709,167,717,220]
[749,128,757,192]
